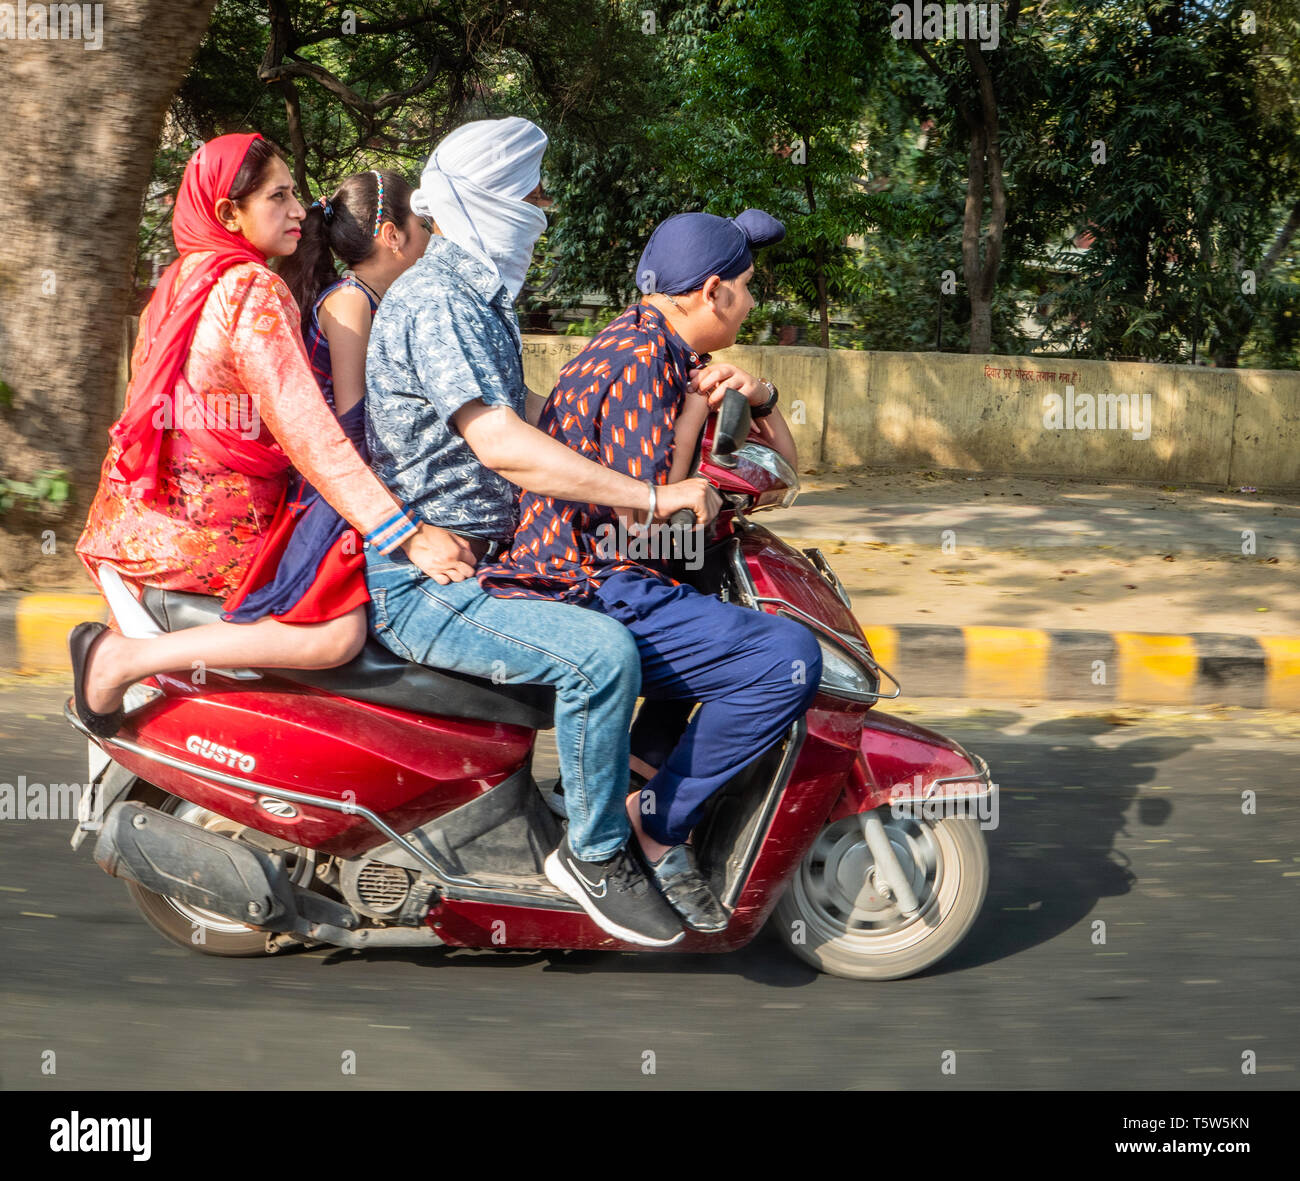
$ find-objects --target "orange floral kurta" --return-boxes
[77,256,392,597]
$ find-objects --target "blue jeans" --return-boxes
[364,547,640,861]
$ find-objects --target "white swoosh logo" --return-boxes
[567,858,608,899]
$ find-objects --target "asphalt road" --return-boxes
[2,684,1297,1091]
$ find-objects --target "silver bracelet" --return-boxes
[644,481,657,524]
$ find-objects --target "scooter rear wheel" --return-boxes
[772,808,988,980]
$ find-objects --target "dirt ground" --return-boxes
[795,536,1298,636]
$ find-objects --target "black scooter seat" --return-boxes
[139,587,555,731]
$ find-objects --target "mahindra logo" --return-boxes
[185,734,256,774]
[257,797,299,819]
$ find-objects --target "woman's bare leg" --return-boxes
[82,606,368,714]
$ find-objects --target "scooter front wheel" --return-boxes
[771,808,988,980]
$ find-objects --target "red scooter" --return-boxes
[67,392,994,980]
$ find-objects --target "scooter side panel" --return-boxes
[427,698,860,953]
[739,527,865,642]
[104,676,535,857]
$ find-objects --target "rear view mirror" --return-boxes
[708,387,752,469]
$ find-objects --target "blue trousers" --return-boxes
[591,571,823,845]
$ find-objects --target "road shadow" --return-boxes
[917,709,1210,978]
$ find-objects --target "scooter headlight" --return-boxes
[814,635,878,702]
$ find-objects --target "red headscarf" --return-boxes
[109,133,291,497]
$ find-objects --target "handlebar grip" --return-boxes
[669,508,697,529]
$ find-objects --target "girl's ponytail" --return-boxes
[278,170,416,338]
[279,201,339,326]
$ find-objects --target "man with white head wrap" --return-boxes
[364,117,716,948]
[409,116,549,302]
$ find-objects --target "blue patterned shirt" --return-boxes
[364,235,526,541]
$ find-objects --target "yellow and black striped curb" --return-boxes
[3,594,1298,711]
[0,593,107,679]
[860,625,1300,710]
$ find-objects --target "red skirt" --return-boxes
[222,500,368,625]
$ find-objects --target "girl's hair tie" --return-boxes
[312,196,335,224]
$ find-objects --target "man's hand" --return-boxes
[655,476,721,524]
[688,362,767,409]
[403,523,478,585]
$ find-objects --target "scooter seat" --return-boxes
[139,587,556,731]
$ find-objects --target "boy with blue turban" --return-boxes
[479,210,822,932]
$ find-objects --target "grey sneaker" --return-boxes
[640,843,729,933]
[544,835,684,947]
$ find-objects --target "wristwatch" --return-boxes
[751,379,779,419]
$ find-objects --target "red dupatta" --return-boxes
[109,132,291,499]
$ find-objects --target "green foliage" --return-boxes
[0,469,71,515]
[141,0,1300,366]
[655,0,927,340]
[1021,0,1300,364]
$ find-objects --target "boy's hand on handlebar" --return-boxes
[655,477,721,525]
[403,523,478,585]
[688,362,767,408]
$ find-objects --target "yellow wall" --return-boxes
[523,338,1300,487]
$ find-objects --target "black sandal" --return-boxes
[68,622,125,739]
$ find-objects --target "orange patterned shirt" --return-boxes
[77,257,395,596]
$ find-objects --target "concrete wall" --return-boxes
[522,337,1300,487]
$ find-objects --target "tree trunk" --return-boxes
[1214,198,1300,367]
[0,0,218,583]
[961,45,1006,355]
[814,245,830,349]
[969,300,993,355]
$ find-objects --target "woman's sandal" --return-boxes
[68,622,125,739]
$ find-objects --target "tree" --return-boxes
[664,0,909,347]
[880,0,1053,353]
[155,1,692,308]
[1024,0,1300,365]
[0,0,220,578]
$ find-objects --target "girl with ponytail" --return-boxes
[218,169,437,625]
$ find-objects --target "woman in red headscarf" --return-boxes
[71,134,475,736]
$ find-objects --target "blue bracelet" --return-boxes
[366,504,418,554]
[374,515,418,555]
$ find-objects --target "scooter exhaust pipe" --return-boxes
[95,801,299,930]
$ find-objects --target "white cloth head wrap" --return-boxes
[410,117,549,301]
